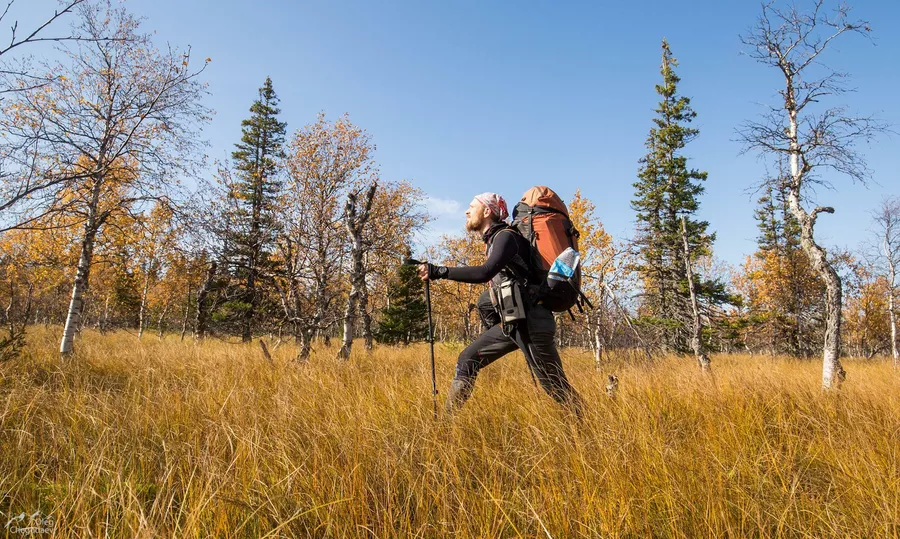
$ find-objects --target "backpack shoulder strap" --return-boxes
[492,227,519,241]
[488,227,535,284]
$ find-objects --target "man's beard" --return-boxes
[465,214,484,232]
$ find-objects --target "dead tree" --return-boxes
[258,339,273,363]
[739,0,886,389]
[278,114,377,361]
[337,183,377,360]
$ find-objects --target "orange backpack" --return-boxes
[511,186,583,312]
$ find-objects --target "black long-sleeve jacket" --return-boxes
[431,223,534,284]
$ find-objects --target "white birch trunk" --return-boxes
[100,294,110,334]
[156,301,170,339]
[360,285,373,352]
[338,276,360,359]
[180,287,191,341]
[60,221,99,355]
[137,256,155,339]
[680,216,711,373]
[888,257,898,368]
[787,109,845,389]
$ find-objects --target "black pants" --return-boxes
[452,304,581,411]
[475,289,500,330]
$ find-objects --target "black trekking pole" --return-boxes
[406,259,438,419]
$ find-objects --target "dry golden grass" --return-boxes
[1,327,899,538]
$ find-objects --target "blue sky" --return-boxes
[15,0,900,266]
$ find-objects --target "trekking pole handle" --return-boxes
[405,258,435,286]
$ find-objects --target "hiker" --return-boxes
[418,192,583,415]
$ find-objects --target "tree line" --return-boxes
[0,1,896,390]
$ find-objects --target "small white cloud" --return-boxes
[413,226,463,250]
[423,196,462,216]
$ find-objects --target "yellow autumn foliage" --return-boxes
[1,328,898,537]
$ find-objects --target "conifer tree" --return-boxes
[755,183,781,256]
[744,170,825,356]
[631,39,718,353]
[224,77,286,342]
[375,262,427,345]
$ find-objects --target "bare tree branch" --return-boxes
[737,0,886,389]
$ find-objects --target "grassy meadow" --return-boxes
[1,327,900,538]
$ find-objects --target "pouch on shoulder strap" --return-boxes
[492,280,526,324]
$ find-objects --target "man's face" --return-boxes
[465,198,490,232]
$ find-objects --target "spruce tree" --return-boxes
[225,77,287,342]
[755,182,781,256]
[749,172,823,356]
[631,40,718,353]
[755,175,802,256]
[375,263,427,345]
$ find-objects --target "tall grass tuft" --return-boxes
[2,327,899,537]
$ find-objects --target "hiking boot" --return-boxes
[445,377,474,413]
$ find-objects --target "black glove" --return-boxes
[428,264,449,280]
